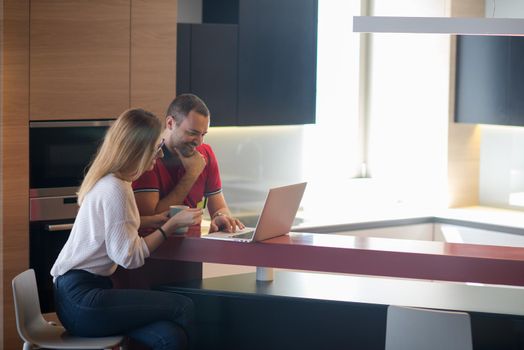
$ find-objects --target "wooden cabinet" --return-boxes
[455,35,524,127]
[30,0,130,120]
[130,0,177,119]
[177,0,318,126]
[2,1,31,348]
[29,0,177,121]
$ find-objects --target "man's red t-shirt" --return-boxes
[132,143,222,235]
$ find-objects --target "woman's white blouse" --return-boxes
[51,174,150,279]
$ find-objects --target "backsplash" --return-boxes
[204,124,426,220]
[479,125,524,210]
[480,0,524,210]
[205,125,306,215]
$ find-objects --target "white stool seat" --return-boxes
[385,305,473,350]
[12,269,124,350]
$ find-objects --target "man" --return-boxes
[132,94,243,235]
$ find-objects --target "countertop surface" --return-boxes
[165,205,524,288]
[291,205,524,233]
[152,205,524,318]
[153,228,524,287]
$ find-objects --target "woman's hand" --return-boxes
[143,209,201,253]
[162,208,203,235]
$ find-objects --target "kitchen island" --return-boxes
[152,229,524,287]
[156,270,524,350]
[144,211,524,350]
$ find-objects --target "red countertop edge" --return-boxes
[152,232,524,286]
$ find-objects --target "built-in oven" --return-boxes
[30,120,113,312]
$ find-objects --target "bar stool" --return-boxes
[385,305,473,350]
[12,269,125,350]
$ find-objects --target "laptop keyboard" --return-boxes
[231,230,255,239]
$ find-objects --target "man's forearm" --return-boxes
[156,173,199,212]
[211,207,231,219]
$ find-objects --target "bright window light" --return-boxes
[365,1,450,210]
[302,0,361,182]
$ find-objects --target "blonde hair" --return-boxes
[77,108,162,205]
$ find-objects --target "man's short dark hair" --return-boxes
[166,94,210,125]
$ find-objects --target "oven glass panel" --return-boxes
[30,125,109,189]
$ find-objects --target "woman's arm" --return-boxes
[139,211,169,230]
[142,208,203,252]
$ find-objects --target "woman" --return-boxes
[51,108,202,350]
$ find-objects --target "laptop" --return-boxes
[203,182,307,243]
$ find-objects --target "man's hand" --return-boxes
[174,148,206,178]
[209,214,245,233]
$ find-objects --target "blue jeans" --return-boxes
[54,269,194,350]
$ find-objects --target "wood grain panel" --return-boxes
[1,0,30,348]
[0,0,3,337]
[131,0,177,119]
[30,0,130,120]
[447,0,484,18]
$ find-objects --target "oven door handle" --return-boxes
[45,223,74,232]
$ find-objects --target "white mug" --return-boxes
[169,205,190,235]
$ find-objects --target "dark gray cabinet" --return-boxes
[455,35,524,126]
[237,0,317,126]
[176,0,317,126]
[157,272,524,350]
[508,39,524,125]
[177,24,192,97]
[177,23,238,126]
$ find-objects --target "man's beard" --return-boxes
[177,142,197,157]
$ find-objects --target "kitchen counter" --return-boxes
[152,227,524,287]
[292,206,524,234]
[143,205,524,292]
[151,208,524,349]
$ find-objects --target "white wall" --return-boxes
[205,0,362,217]
[205,0,452,218]
[478,0,524,210]
[204,0,524,216]
[365,0,449,209]
[177,0,202,23]
[479,126,524,209]
[205,126,306,214]
[485,0,524,17]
